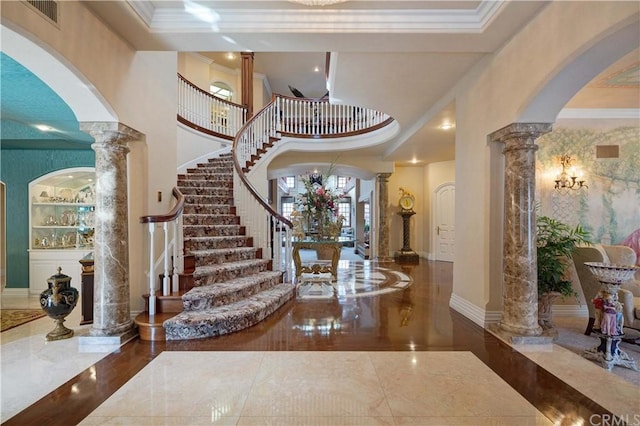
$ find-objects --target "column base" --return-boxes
[394,250,419,265]
[488,323,553,345]
[78,326,138,352]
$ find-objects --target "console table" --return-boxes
[292,240,341,282]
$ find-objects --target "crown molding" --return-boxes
[557,108,640,119]
[127,1,505,33]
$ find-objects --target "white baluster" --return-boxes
[148,223,156,316]
[163,221,170,296]
[172,217,180,293]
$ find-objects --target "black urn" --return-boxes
[40,267,79,341]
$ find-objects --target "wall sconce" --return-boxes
[554,155,587,190]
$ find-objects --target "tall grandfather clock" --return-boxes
[395,188,419,264]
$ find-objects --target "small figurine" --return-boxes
[592,291,604,331]
[600,294,619,335]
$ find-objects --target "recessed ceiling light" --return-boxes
[225,52,235,60]
[439,122,454,130]
[313,66,320,73]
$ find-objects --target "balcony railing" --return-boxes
[177,73,247,140]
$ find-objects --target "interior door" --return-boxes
[435,183,455,262]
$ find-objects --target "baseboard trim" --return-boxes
[552,304,588,317]
[1,288,30,297]
[449,293,501,328]
[450,294,587,328]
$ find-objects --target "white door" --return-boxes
[435,183,455,262]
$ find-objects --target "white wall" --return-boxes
[178,53,212,91]
[176,125,229,172]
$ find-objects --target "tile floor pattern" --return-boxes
[78,351,551,425]
[2,260,639,425]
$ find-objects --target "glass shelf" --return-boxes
[29,169,96,250]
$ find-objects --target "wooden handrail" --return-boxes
[177,73,243,109]
[177,73,247,139]
[140,187,185,224]
[232,100,293,228]
[280,116,395,139]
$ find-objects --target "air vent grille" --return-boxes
[596,145,619,159]
[26,0,58,24]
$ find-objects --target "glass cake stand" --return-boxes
[582,262,639,371]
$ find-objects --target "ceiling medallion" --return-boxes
[289,0,348,6]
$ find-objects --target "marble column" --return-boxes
[80,122,142,340]
[490,122,552,337]
[377,173,393,262]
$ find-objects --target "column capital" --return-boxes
[376,173,392,181]
[489,122,552,145]
[80,121,143,146]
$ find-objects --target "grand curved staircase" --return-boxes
[135,75,395,341]
[135,154,294,341]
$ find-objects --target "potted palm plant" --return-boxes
[536,215,591,331]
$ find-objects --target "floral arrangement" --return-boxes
[296,179,341,216]
[295,172,344,239]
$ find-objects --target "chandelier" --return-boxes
[289,0,348,5]
[554,155,587,190]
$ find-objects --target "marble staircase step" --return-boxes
[182,271,283,310]
[163,283,295,340]
[183,204,235,215]
[184,194,235,205]
[190,247,261,265]
[193,258,271,287]
[183,214,239,226]
[185,235,253,251]
[183,224,245,237]
[178,186,233,196]
[177,176,233,185]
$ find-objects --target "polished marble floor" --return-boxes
[2,259,639,425]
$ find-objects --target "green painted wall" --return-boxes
[0,149,95,289]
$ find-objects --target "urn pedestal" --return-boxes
[582,262,638,372]
[395,210,419,265]
[40,267,79,341]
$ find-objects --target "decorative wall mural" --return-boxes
[535,126,640,245]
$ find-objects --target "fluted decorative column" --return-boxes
[490,122,552,338]
[377,173,393,262]
[80,122,142,341]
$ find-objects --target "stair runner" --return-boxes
[163,154,294,340]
